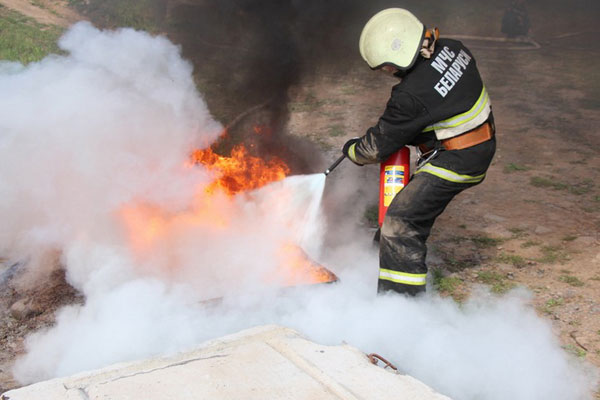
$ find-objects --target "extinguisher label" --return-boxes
[383,166,405,206]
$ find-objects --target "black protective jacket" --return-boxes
[353,38,495,176]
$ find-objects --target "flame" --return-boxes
[190,144,289,196]
[119,137,334,291]
[276,244,338,286]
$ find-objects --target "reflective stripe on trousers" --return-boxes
[415,163,486,184]
[378,172,480,296]
[379,269,427,286]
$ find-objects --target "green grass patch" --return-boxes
[529,176,593,195]
[536,245,569,264]
[563,344,586,358]
[69,0,164,32]
[559,269,572,274]
[340,85,358,95]
[521,239,541,248]
[495,253,527,268]
[445,256,474,271]
[328,125,345,137]
[432,269,464,300]
[471,235,505,248]
[325,98,347,106]
[311,135,333,151]
[476,270,515,294]
[289,93,325,113]
[30,0,60,17]
[530,176,568,191]
[559,275,584,287]
[0,6,64,64]
[581,206,599,213]
[447,236,467,244]
[544,297,564,314]
[569,179,594,195]
[363,204,379,228]
[508,227,528,239]
[503,163,530,173]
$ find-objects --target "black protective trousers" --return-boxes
[377,170,481,296]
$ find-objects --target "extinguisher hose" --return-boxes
[324,154,346,176]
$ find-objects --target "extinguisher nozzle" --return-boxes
[324,154,346,176]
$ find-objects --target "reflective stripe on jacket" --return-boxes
[352,38,492,165]
[422,86,491,140]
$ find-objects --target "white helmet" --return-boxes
[359,8,425,70]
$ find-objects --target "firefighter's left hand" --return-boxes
[342,138,363,166]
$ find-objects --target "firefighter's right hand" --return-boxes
[342,138,364,166]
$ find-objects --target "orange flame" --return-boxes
[119,136,334,289]
[276,244,338,286]
[190,144,289,196]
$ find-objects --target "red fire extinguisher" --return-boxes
[379,147,410,226]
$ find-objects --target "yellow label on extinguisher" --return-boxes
[383,166,405,206]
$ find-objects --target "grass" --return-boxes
[476,270,516,294]
[363,204,379,228]
[311,135,333,151]
[325,98,347,106]
[30,0,60,17]
[529,176,594,195]
[530,176,568,191]
[470,235,504,248]
[561,235,578,242]
[563,344,587,358]
[432,269,464,300]
[328,125,345,137]
[569,179,594,195]
[508,227,528,239]
[559,275,584,287]
[521,239,541,248]
[495,253,527,268]
[536,245,570,264]
[560,269,572,274]
[69,0,164,32]
[0,5,64,64]
[289,93,325,113]
[503,163,530,173]
[340,85,358,95]
[541,297,566,318]
[544,297,564,314]
[444,256,472,271]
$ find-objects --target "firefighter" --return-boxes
[343,8,496,296]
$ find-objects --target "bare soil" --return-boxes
[0,0,82,26]
[0,0,599,396]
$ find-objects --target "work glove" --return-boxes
[342,138,364,166]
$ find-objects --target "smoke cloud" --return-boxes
[1,23,597,400]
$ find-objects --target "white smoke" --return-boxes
[1,23,597,399]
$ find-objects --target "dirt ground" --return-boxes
[0,0,81,26]
[0,0,599,396]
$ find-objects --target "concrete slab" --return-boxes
[2,325,451,400]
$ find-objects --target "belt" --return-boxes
[441,122,494,151]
